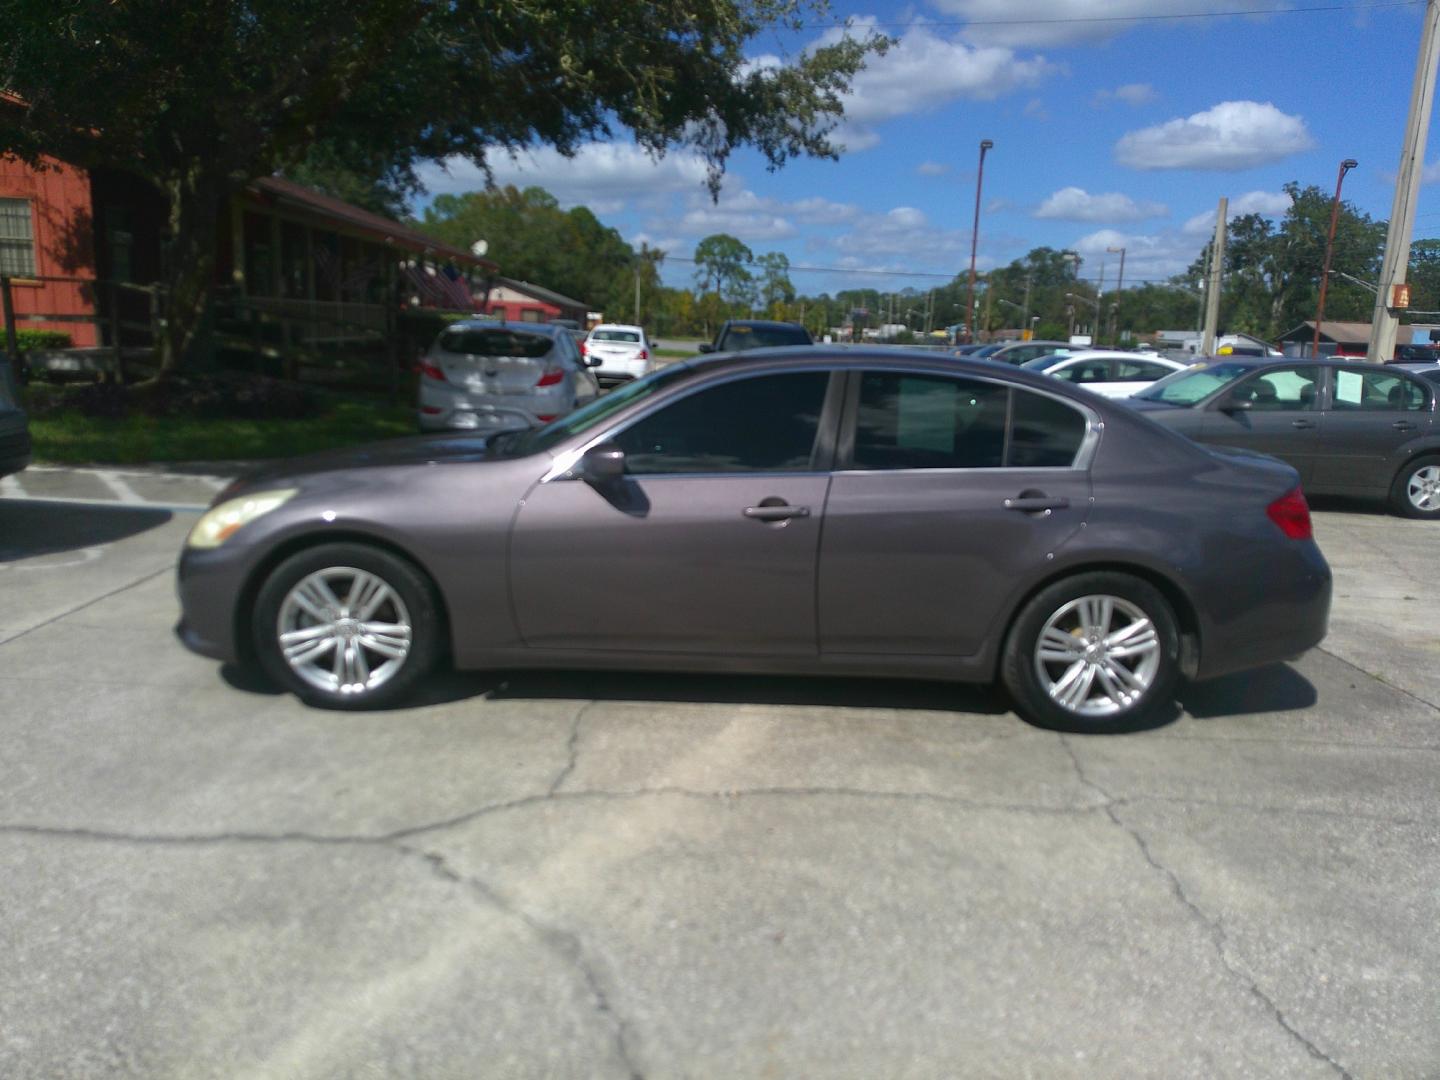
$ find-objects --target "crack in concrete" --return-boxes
[0,564,174,648]
[549,701,596,796]
[395,842,644,1080]
[1315,645,1440,717]
[1061,737,1354,1080]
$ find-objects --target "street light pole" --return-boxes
[965,139,994,344]
[1314,158,1358,359]
[1106,246,1126,345]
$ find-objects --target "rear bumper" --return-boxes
[0,422,32,478]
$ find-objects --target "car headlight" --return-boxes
[186,489,297,549]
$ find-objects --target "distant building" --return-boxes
[478,277,588,325]
[1277,321,1372,357]
[1156,330,1280,356]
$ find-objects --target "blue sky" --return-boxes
[417,1,1440,296]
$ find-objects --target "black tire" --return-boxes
[252,542,442,709]
[1389,455,1440,520]
[1001,571,1181,733]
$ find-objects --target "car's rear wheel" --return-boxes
[1391,456,1440,519]
[1002,572,1181,733]
[252,542,441,709]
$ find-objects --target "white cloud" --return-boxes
[416,143,712,207]
[1116,101,1316,171]
[643,187,862,249]
[1423,160,1440,184]
[1068,228,1197,282]
[1092,83,1157,108]
[930,0,1273,47]
[818,17,1055,149]
[917,161,952,176]
[1182,189,1293,234]
[1034,186,1167,222]
[1023,98,1050,121]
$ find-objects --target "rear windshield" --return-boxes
[592,329,641,343]
[1132,361,1252,405]
[722,325,813,350]
[438,328,553,358]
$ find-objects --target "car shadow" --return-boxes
[0,500,173,560]
[1306,494,1389,517]
[1178,662,1318,718]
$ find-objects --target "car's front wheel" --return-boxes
[1391,456,1440,520]
[252,542,442,708]
[1001,572,1181,733]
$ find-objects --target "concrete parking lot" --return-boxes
[1,468,1437,1079]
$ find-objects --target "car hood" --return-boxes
[226,433,509,493]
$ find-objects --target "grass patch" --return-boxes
[653,347,695,359]
[30,399,416,465]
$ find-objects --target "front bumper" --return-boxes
[175,544,257,665]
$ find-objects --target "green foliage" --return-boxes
[694,234,757,306]
[15,329,72,351]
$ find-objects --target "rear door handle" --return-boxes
[1291,419,1316,429]
[743,504,811,521]
[1393,420,1417,431]
[1004,495,1070,513]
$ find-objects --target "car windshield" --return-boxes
[493,364,693,457]
[1021,354,1077,373]
[1132,361,1253,404]
[722,325,811,350]
[439,328,552,357]
[591,329,641,343]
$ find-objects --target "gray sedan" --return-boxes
[1127,358,1440,518]
[177,350,1331,733]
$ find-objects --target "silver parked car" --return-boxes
[417,321,601,433]
[178,348,1331,733]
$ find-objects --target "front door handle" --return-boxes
[1393,420,1417,431]
[743,503,811,521]
[1291,419,1316,429]
[1004,495,1071,513]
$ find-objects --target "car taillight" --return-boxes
[536,366,564,387]
[420,405,443,415]
[536,414,557,422]
[1266,488,1312,540]
[579,340,588,357]
[638,348,648,361]
[418,360,446,382]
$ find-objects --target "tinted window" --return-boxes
[720,324,813,350]
[1333,368,1427,410]
[439,328,552,357]
[1116,359,1174,382]
[1234,366,1319,411]
[614,372,828,474]
[592,329,641,343]
[1010,390,1087,467]
[1134,361,1252,404]
[853,374,1007,469]
[1051,359,1111,385]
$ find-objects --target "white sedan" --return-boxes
[1021,350,1191,398]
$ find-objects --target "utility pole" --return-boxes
[1315,158,1359,358]
[1201,197,1228,355]
[965,139,994,343]
[1021,272,1033,339]
[1106,246,1126,345]
[1368,0,1440,362]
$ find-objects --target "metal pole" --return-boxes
[1369,0,1440,362]
[1107,246,1126,345]
[964,139,993,343]
[1315,159,1358,359]
[1201,197,1228,354]
[1021,272,1033,339]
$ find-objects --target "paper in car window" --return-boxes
[1335,370,1363,405]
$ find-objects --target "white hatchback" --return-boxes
[582,324,651,384]
[1022,350,1191,398]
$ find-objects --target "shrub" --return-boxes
[24,373,322,421]
[15,329,72,351]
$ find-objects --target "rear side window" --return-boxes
[1051,360,1111,385]
[1333,368,1427,410]
[851,373,1088,470]
[614,371,829,474]
[438,328,553,358]
[1116,359,1175,382]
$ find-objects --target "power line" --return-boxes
[793,0,1420,31]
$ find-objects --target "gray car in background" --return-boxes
[0,353,30,478]
[178,349,1330,733]
[417,321,601,433]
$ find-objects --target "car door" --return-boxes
[1313,366,1434,494]
[1199,365,1323,484]
[510,369,840,655]
[818,370,1093,658]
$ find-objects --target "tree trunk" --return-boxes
[156,165,229,377]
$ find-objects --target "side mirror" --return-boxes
[583,354,603,367]
[697,342,714,353]
[1219,393,1253,412]
[579,442,626,484]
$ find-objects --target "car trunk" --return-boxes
[435,328,555,396]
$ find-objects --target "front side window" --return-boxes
[1116,359,1175,382]
[1051,359,1111,385]
[0,198,37,276]
[851,373,1087,470]
[614,371,829,474]
[1333,368,1427,411]
[1234,365,1320,411]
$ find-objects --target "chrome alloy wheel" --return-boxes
[276,567,413,696]
[1408,464,1440,513]
[1033,594,1161,717]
